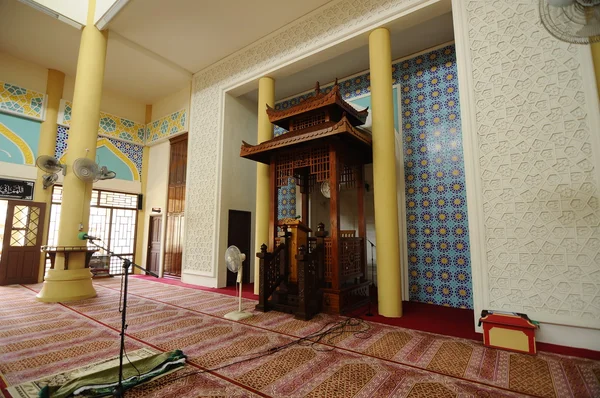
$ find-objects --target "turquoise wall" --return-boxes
[0,113,40,165]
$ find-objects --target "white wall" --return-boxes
[63,75,146,123]
[140,141,169,273]
[453,0,600,350]
[151,83,191,123]
[182,94,257,287]
[0,52,48,93]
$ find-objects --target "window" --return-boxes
[46,186,138,275]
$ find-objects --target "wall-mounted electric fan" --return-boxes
[97,165,116,180]
[539,0,600,44]
[42,173,59,189]
[224,245,252,321]
[35,155,65,189]
[73,158,117,182]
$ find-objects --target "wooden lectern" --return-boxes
[278,218,311,283]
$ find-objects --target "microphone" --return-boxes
[78,232,100,241]
[367,239,376,247]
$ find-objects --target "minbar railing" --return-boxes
[323,236,364,286]
[255,242,288,312]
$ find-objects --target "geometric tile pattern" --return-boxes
[145,109,187,144]
[462,0,600,324]
[0,81,45,120]
[54,126,144,178]
[60,101,146,145]
[4,278,598,398]
[273,45,473,309]
[398,46,472,309]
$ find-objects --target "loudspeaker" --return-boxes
[137,194,143,210]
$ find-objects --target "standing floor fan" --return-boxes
[224,245,253,321]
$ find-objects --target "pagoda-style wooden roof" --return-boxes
[240,115,372,164]
[266,82,368,130]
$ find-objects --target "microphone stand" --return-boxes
[366,240,376,317]
[86,238,158,397]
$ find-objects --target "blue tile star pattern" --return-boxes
[54,126,144,179]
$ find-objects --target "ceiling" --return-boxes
[108,0,334,73]
[0,0,334,103]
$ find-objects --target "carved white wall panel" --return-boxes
[460,0,600,326]
[185,0,424,275]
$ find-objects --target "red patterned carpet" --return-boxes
[1,277,599,397]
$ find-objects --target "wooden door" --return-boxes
[164,134,187,277]
[0,201,46,285]
[147,215,161,274]
[226,210,251,286]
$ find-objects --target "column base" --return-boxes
[36,268,97,303]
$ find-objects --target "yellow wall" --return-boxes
[151,83,191,123]
[0,52,48,93]
[63,75,147,123]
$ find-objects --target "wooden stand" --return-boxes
[278,219,311,283]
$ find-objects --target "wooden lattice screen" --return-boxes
[276,146,330,188]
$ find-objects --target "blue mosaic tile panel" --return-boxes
[61,101,146,145]
[146,109,187,144]
[54,125,69,159]
[0,81,45,120]
[398,45,472,309]
[278,179,297,219]
[54,126,143,179]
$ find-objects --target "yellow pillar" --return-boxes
[37,0,108,302]
[134,105,152,273]
[369,28,402,317]
[34,69,65,282]
[592,42,600,101]
[254,77,275,294]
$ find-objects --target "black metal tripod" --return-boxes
[366,239,376,316]
[86,239,158,397]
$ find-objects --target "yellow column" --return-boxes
[37,0,108,302]
[592,42,600,100]
[369,28,402,317]
[34,69,65,282]
[134,105,152,273]
[254,77,275,294]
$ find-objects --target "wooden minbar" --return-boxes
[278,218,311,283]
[242,80,372,318]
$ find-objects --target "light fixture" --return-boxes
[96,0,130,30]
[17,0,83,30]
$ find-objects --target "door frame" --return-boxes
[0,200,46,285]
[147,214,162,276]
[226,209,251,286]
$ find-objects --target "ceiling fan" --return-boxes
[539,0,600,44]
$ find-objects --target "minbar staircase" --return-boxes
[256,235,323,321]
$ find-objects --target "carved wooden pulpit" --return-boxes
[278,218,312,283]
[241,80,371,317]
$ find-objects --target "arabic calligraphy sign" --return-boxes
[0,178,34,200]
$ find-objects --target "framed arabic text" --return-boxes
[0,178,34,200]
